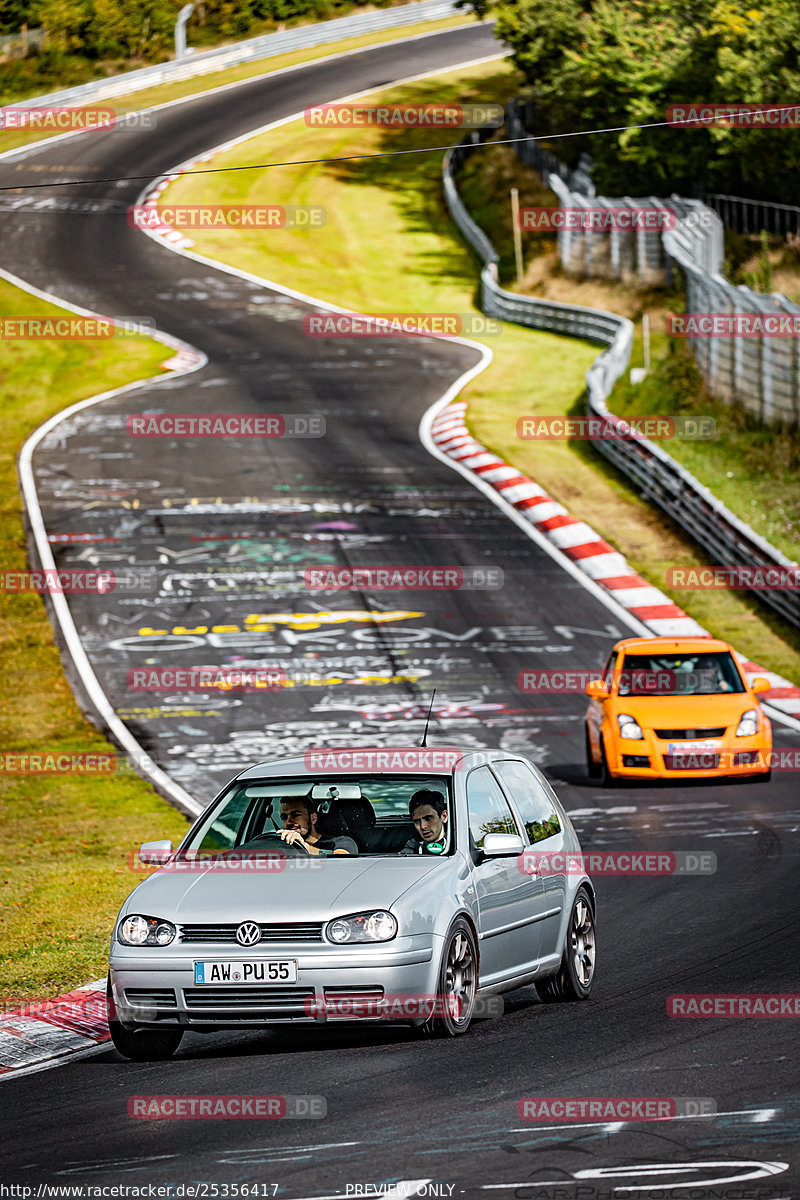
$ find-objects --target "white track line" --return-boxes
[8,262,206,817]
[7,48,509,821]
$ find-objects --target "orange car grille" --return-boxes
[654,727,726,740]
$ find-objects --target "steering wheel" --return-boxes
[244,831,311,857]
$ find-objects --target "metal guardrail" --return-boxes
[706,193,800,239]
[443,128,800,630]
[444,138,632,351]
[550,172,800,428]
[6,0,459,109]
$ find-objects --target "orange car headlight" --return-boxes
[736,709,758,737]
[617,714,644,740]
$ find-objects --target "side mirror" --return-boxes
[750,677,771,695]
[586,679,610,699]
[482,833,525,858]
[139,839,174,865]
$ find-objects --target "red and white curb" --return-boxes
[138,174,195,250]
[431,401,800,719]
[160,346,205,371]
[136,147,229,256]
[0,979,109,1076]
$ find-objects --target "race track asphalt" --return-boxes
[0,22,798,1194]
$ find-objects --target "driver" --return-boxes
[400,789,449,856]
[278,798,357,857]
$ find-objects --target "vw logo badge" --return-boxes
[236,921,262,947]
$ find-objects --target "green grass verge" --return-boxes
[162,66,800,684]
[610,332,800,563]
[0,14,473,156]
[0,280,189,1001]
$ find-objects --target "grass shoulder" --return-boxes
[0,278,188,1001]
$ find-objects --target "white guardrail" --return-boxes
[504,102,800,430]
[443,122,800,630]
[6,0,459,109]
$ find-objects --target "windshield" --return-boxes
[617,652,745,696]
[183,776,454,858]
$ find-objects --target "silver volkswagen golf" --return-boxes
[108,750,596,1059]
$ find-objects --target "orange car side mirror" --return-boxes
[750,676,771,694]
[586,679,610,699]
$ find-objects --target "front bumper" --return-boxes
[605,733,772,780]
[109,939,437,1029]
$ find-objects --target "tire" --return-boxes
[598,737,613,788]
[585,727,601,780]
[417,918,478,1038]
[537,886,596,1003]
[107,976,183,1061]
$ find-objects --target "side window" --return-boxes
[493,760,562,845]
[603,651,617,683]
[196,788,258,853]
[466,766,520,849]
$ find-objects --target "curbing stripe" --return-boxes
[430,402,800,717]
[0,980,108,1075]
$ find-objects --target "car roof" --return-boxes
[236,749,514,781]
[612,636,733,653]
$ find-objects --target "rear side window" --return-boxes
[493,760,562,845]
[466,767,520,849]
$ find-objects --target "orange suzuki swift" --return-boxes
[584,637,772,783]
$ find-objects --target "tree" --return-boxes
[0,0,35,33]
[460,0,800,201]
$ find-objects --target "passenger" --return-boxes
[278,798,357,856]
[400,789,449,856]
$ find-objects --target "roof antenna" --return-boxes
[419,689,437,748]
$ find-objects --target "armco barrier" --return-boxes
[443,126,800,630]
[5,0,459,110]
[508,99,800,429]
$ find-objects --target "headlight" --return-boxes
[118,914,176,946]
[325,910,397,944]
[617,714,644,740]
[736,709,759,737]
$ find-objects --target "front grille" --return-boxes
[655,727,726,740]
[124,988,177,1009]
[179,922,324,944]
[664,754,720,770]
[182,986,315,1022]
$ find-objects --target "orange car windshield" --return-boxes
[616,653,746,696]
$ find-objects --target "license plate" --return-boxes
[193,960,297,985]
[667,741,721,755]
